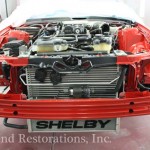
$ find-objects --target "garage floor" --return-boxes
[0,116,150,150]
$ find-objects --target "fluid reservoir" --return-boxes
[93,34,112,53]
[32,38,68,53]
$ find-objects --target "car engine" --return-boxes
[2,20,129,99]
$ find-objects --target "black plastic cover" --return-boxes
[3,40,25,56]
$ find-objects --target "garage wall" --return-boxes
[144,0,150,26]
[7,0,18,17]
[121,0,150,26]
[121,0,141,15]
[0,0,6,19]
[0,0,17,20]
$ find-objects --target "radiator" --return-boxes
[26,65,120,99]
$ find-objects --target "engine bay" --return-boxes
[1,19,150,100]
[20,20,124,99]
[31,21,114,54]
[6,20,129,57]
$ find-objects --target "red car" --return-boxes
[0,0,150,132]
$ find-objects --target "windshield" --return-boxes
[0,0,143,31]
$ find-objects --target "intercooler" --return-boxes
[25,65,120,99]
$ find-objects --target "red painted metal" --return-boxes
[8,30,30,44]
[0,92,150,120]
[0,23,149,120]
[118,24,150,54]
[137,23,150,43]
[0,56,28,66]
[0,26,30,47]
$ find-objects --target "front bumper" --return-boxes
[0,93,150,120]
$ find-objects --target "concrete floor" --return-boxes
[0,116,150,150]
